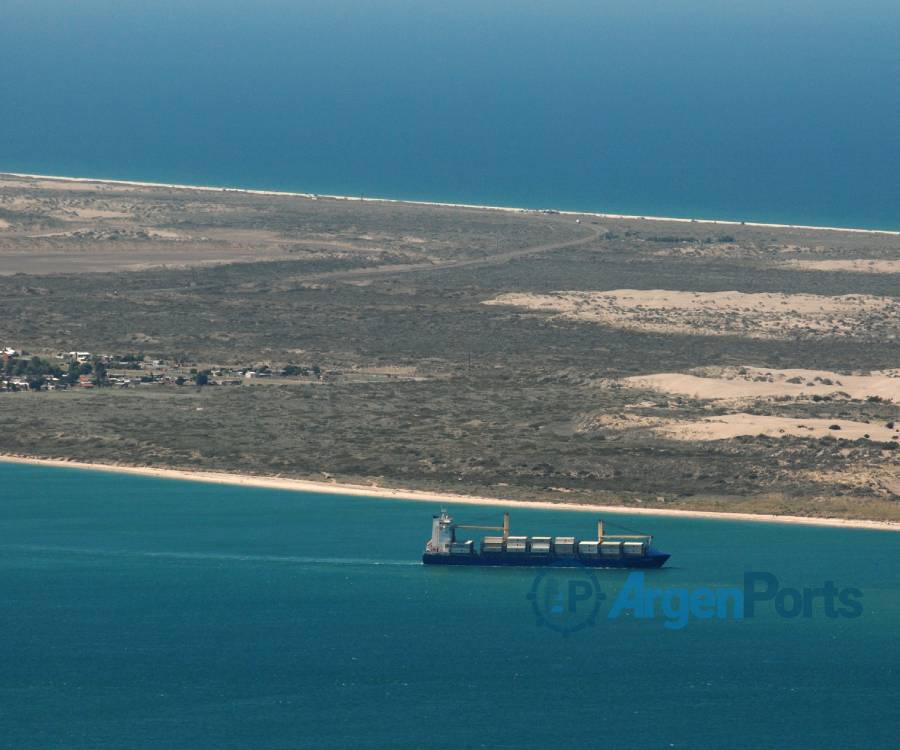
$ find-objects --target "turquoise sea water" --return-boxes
[1,0,899,230]
[1,462,898,748]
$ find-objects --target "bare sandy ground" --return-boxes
[0,245,309,275]
[484,289,900,339]
[0,193,134,222]
[1,455,897,531]
[785,259,900,274]
[625,366,900,402]
[650,242,748,259]
[654,413,900,442]
[798,468,900,499]
[65,208,133,220]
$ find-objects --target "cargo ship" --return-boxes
[422,510,669,568]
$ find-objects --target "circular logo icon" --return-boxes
[527,563,605,636]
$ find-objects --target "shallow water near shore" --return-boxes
[1,462,898,748]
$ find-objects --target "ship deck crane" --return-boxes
[454,514,652,545]
[455,512,510,539]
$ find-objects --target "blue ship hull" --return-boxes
[422,551,670,568]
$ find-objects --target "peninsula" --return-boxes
[2,173,899,523]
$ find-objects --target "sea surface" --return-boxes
[1,461,898,748]
[1,0,899,230]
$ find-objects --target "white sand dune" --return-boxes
[654,413,900,442]
[626,366,900,402]
[785,259,900,274]
[485,289,900,339]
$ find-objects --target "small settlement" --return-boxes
[1,345,423,393]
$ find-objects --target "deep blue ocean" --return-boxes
[1,0,898,229]
[1,462,898,748]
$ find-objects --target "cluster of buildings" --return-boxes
[1,347,30,391]
[1,344,329,393]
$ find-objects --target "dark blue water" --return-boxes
[1,462,898,748]
[1,0,898,229]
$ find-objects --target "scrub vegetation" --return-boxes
[1,174,899,521]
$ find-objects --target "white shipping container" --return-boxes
[554,537,576,554]
[600,541,622,556]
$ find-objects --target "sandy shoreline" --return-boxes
[2,455,897,532]
[4,171,899,237]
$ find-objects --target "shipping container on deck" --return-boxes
[578,541,600,555]
[554,536,576,554]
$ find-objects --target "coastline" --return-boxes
[4,171,900,237]
[2,455,897,532]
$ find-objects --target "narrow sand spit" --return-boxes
[12,178,140,193]
[484,290,900,339]
[625,366,900,402]
[655,414,900,442]
[1,455,897,531]
[785,259,900,274]
[5,172,900,236]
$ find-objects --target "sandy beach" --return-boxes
[2,455,897,532]
[4,171,900,236]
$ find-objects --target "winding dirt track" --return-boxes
[277,223,604,289]
[0,219,602,298]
